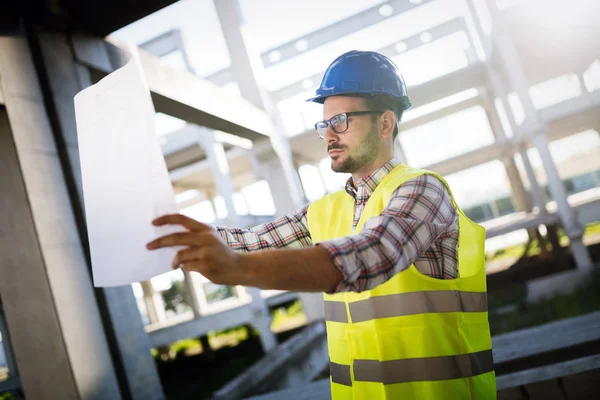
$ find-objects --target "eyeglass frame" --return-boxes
[314,110,386,139]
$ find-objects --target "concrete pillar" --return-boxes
[197,127,240,226]
[488,73,548,214]
[36,30,165,398]
[0,33,121,399]
[248,147,303,215]
[213,0,305,211]
[480,87,533,213]
[247,287,278,352]
[486,1,592,268]
[141,281,167,324]
[189,274,211,316]
[247,149,325,322]
[182,271,202,318]
[466,0,547,215]
[197,128,277,350]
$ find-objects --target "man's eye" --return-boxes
[332,116,344,126]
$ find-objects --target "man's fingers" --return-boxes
[152,213,211,232]
[172,247,202,269]
[146,232,205,250]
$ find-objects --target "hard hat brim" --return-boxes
[306,92,412,110]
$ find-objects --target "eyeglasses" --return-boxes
[314,110,385,139]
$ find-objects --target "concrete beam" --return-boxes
[423,139,513,177]
[400,95,481,132]
[166,89,599,205]
[271,17,472,102]
[410,63,486,108]
[71,35,274,141]
[160,124,252,157]
[543,91,600,140]
[485,212,559,239]
[206,0,435,84]
[213,322,328,400]
[139,29,186,59]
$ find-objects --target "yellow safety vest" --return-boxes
[307,164,496,399]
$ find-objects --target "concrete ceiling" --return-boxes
[501,0,600,86]
[1,0,178,36]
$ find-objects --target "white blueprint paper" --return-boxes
[74,49,182,287]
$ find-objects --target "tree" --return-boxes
[161,280,188,312]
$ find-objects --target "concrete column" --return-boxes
[196,127,240,226]
[189,274,211,316]
[467,0,547,214]
[141,281,167,324]
[36,31,164,398]
[490,73,548,214]
[487,2,592,268]
[213,0,305,211]
[247,288,277,352]
[0,33,121,399]
[247,149,325,322]
[182,271,202,318]
[480,87,533,212]
[248,146,303,216]
[197,128,277,349]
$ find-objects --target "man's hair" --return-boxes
[360,94,404,141]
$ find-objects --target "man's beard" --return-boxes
[330,129,380,173]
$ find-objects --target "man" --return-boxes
[147,50,496,399]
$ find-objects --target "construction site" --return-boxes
[0,0,599,399]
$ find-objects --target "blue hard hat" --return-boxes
[307,50,411,110]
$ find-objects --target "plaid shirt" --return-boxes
[216,158,459,293]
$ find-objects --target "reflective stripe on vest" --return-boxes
[325,290,487,323]
[330,361,353,386]
[331,349,494,386]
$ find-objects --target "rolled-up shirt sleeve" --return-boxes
[214,206,312,252]
[319,174,458,293]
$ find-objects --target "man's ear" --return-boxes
[380,110,396,139]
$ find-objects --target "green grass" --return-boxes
[153,301,309,360]
[171,338,202,355]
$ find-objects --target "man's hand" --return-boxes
[147,213,342,293]
[146,214,252,286]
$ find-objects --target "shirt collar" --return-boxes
[344,157,400,199]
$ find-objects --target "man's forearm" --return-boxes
[213,205,312,252]
[239,245,342,293]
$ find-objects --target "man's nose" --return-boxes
[324,125,339,144]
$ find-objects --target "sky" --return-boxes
[110,0,600,294]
